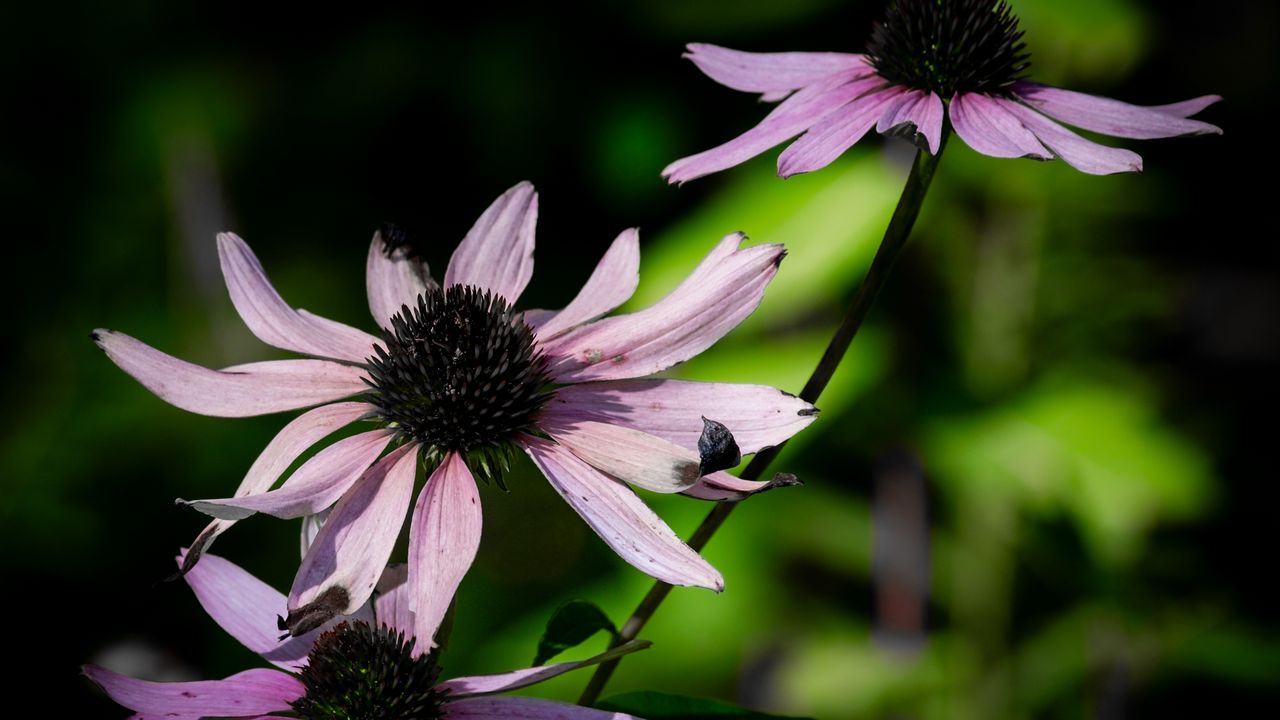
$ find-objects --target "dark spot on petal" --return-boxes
[283,585,351,638]
[798,407,819,416]
[698,417,742,476]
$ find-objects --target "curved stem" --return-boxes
[579,139,947,706]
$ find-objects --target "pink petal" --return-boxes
[82,666,302,716]
[439,640,650,698]
[1012,82,1222,139]
[93,330,369,417]
[182,429,394,520]
[662,71,884,184]
[776,85,906,178]
[534,228,641,341]
[218,232,381,362]
[681,470,799,502]
[950,92,1052,159]
[443,182,538,304]
[542,233,783,383]
[285,443,419,634]
[875,89,944,154]
[373,563,415,637]
[300,509,329,558]
[1149,95,1222,118]
[547,379,817,455]
[999,99,1144,175]
[522,436,723,590]
[684,42,871,96]
[408,451,483,651]
[540,418,702,494]
[444,696,641,719]
[366,229,434,329]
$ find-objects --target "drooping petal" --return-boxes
[93,330,369,417]
[285,444,419,634]
[300,508,329,558]
[684,43,871,96]
[408,451,483,651]
[950,92,1051,159]
[547,379,817,455]
[444,696,640,719]
[542,234,783,383]
[217,232,381,362]
[777,85,907,177]
[373,563,415,637]
[875,89,944,154]
[540,418,702,493]
[438,640,650,698]
[82,666,303,717]
[999,99,1144,175]
[681,469,801,502]
[443,182,538,304]
[1012,82,1222,139]
[662,71,884,184]
[534,229,641,341]
[522,436,723,590]
[1148,95,1223,118]
[182,429,394,520]
[367,229,434,329]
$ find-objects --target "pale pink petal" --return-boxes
[662,71,884,184]
[547,379,817,455]
[367,229,434,329]
[439,640,650,697]
[285,444,419,634]
[300,509,329,558]
[443,182,538,304]
[373,563,415,637]
[445,696,640,720]
[82,666,302,717]
[681,469,800,502]
[93,330,369,417]
[999,99,1144,175]
[1012,82,1222,139]
[217,232,380,362]
[522,436,723,590]
[684,42,871,96]
[534,229,641,341]
[540,418,701,494]
[181,429,394,520]
[521,308,557,331]
[542,234,783,383]
[408,451,483,651]
[1148,95,1223,118]
[777,85,906,178]
[950,92,1052,159]
[875,89,944,154]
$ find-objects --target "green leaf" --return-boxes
[597,691,813,719]
[533,599,618,666]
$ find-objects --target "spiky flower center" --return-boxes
[365,285,551,484]
[292,621,446,720]
[867,0,1030,98]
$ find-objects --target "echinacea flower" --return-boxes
[84,552,648,719]
[663,0,1221,181]
[94,181,815,647]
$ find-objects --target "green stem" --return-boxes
[578,139,948,706]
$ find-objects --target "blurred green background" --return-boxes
[2,0,1275,717]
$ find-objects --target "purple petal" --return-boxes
[182,429,394,520]
[444,696,641,719]
[662,71,884,184]
[408,451,483,651]
[373,563,415,637]
[439,640,650,698]
[999,99,1144,175]
[522,436,723,590]
[534,229,641,341]
[286,443,419,630]
[681,470,798,502]
[1148,95,1222,118]
[547,379,816,455]
[776,85,906,177]
[443,182,538,304]
[875,89,944,154]
[82,666,302,716]
[93,330,369,417]
[218,232,381,362]
[1013,82,1222,139]
[540,418,702,494]
[684,43,870,96]
[542,233,783,383]
[950,92,1052,160]
[367,229,434,329]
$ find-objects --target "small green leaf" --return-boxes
[597,691,813,719]
[533,600,618,666]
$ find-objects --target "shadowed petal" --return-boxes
[1149,95,1223,118]
[439,640,650,698]
[82,666,302,717]
[548,379,816,455]
[367,230,434,329]
[1013,82,1222,139]
[534,229,641,341]
[684,42,870,96]
[540,418,702,494]
[876,89,944,154]
[950,92,1051,159]
[445,696,640,719]
[522,436,722,590]
[443,182,538,304]
[373,563,414,637]
[542,234,783,383]
[218,232,380,362]
[682,470,800,502]
[93,330,368,417]
[408,452,483,651]
[777,85,906,177]
[1000,99,1143,175]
